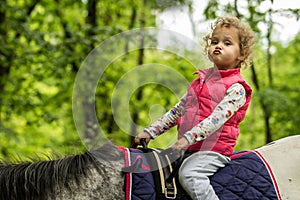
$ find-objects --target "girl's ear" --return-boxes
[238,49,248,61]
[237,55,245,61]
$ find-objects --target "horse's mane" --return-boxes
[0,141,121,200]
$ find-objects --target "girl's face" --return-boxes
[208,26,244,70]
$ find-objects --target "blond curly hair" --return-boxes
[204,16,256,69]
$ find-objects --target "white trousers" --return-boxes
[178,151,230,200]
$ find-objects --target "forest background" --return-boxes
[0,0,299,160]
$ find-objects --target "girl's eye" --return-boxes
[224,41,231,46]
[211,40,218,45]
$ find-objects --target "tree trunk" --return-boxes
[130,0,146,142]
[233,1,273,144]
[250,63,272,143]
[266,10,273,87]
[83,0,99,143]
[87,0,97,27]
[264,9,274,143]
[125,7,137,53]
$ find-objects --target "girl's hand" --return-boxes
[134,132,151,145]
[172,137,189,152]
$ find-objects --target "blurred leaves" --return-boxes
[0,0,299,160]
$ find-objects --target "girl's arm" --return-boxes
[183,83,247,144]
[143,93,187,139]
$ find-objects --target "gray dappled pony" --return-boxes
[0,136,299,200]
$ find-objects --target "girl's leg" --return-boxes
[178,151,230,200]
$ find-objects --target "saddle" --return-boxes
[120,141,281,200]
[137,147,188,200]
[121,139,188,200]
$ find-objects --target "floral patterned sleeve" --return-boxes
[144,93,187,139]
[183,83,247,144]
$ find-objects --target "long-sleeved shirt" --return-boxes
[144,83,247,145]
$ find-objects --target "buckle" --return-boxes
[165,187,177,199]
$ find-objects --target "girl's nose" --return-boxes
[215,45,222,50]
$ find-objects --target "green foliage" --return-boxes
[0,0,299,160]
[1,0,192,160]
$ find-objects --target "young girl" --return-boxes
[135,16,255,200]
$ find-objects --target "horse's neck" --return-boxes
[51,143,126,199]
[58,159,124,199]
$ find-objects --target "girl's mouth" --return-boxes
[213,50,221,54]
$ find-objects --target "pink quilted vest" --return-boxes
[177,67,252,156]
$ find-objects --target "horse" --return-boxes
[0,135,299,200]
